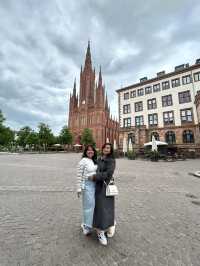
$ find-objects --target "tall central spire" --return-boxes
[84,40,92,70]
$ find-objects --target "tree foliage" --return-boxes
[17,126,32,148]
[81,128,95,146]
[59,126,73,145]
[0,110,14,147]
[38,123,54,150]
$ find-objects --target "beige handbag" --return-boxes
[104,179,119,197]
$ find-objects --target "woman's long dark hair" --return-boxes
[82,145,97,164]
[101,143,115,158]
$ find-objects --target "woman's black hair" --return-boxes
[101,142,114,158]
[82,145,97,164]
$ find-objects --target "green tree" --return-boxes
[0,126,14,147]
[0,110,14,149]
[81,128,95,146]
[59,126,73,149]
[38,123,54,151]
[17,126,32,148]
[0,110,5,126]
[26,131,39,150]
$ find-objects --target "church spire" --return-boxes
[98,65,102,88]
[73,78,76,96]
[84,40,92,69]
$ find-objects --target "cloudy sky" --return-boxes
[0,0,200,134]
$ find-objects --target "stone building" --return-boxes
[117,59,200,153]
[68,42,119,149]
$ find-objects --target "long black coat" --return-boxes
[93,156,116,230]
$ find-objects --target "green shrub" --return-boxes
[127,150,136,160]
[149,150,160,161]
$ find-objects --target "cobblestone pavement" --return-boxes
[0,153,200,266]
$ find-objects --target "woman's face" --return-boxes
[86,146,94,158]
[102,144,111,156]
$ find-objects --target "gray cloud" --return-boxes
[0,0,200,134]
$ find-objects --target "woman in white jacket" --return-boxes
[77,145,97,235]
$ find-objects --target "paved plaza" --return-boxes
[0,153,200,266]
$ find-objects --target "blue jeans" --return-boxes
[82,180,95,228]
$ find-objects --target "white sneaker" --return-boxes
[97,231,107,246]
[107,225,115,238]
[81,224,92,236]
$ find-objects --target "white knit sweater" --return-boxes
[77,157,97,192]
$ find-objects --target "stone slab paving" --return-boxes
[0,153,200,266]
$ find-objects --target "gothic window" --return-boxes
[150,132,160,141]
[183,130,194,143]
[165,131,176,144]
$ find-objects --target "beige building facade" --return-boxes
[117,59,200,154]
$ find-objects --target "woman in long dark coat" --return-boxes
[92,143,116,246]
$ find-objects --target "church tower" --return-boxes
[68,42,119,148]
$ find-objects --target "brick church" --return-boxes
[68,42,119,148]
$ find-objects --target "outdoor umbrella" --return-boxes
[114,139,117,150]
[128,138,133,151]
[151,136,157,152]
[122,137,127,154]
[144,140,168,147]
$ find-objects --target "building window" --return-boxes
[128,133,135,144]
[183,130,194,143]
[130,90,136,98]
[135,115,144,126]
[171,78,180,87]
[123,104,131,114]
[124,92,129,100]
[148,113,158,126]
[178,90,191,104]
[180,108,193,123]
[163,111,174,125]
[182,74,192,85]
[153,83,160,92]
[194,72,200,82]
[165,131,176,144]
[145,86,152,94]
[162,95,173,107]
[147,98,157,110]
[150,132,159,141]
[135,101,143,112]
[123,118,131,128]
[162,81,170,90]
[137,88,144,96]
